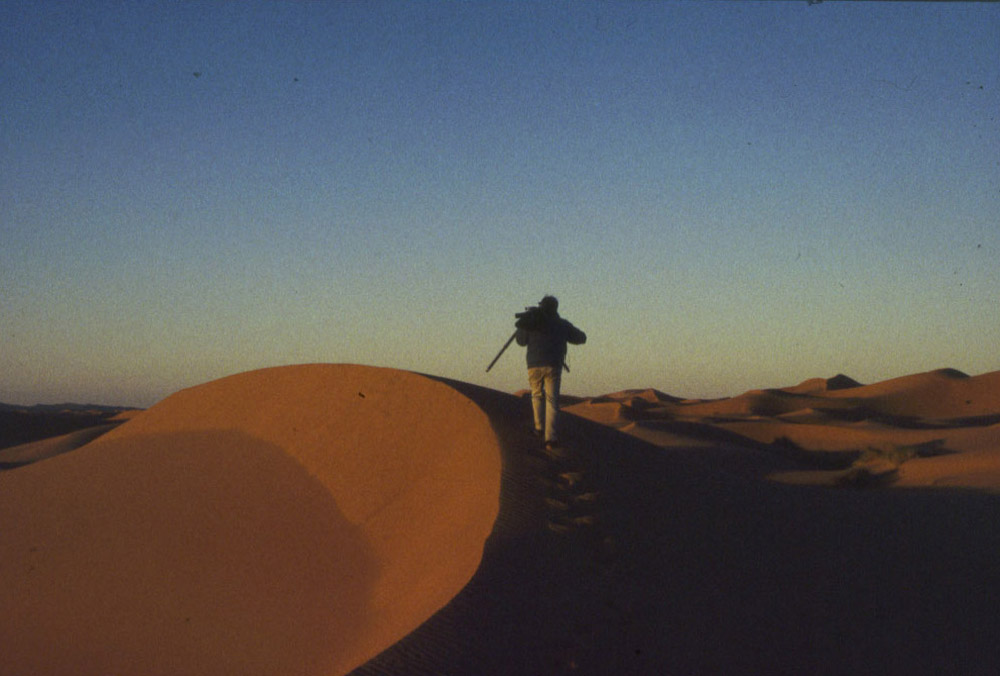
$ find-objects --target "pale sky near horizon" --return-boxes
[2,1,998,408]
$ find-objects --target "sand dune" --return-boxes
[353,368,1000,675]
[821,368,1000,419]
[0,364,501,676]
[3,365,1000,675]
[566,368,1000,490]
[0,423,119,468]
[0,404,133,450]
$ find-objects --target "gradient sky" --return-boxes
[2,1,998,408]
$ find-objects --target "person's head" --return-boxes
[539,295,559,316]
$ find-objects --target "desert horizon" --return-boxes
[3,362,999,675]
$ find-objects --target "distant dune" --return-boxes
[0,423,121,468]
[0,403,136,453]
[564,367,1000,490]
[3,364,1000,675]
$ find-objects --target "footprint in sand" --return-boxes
[533,441,619,577]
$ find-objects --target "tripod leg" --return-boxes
[486,331,518,372]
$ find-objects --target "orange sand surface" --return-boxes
[0,365,500,676]
[3,365,1000,675]
[563,368,1000,490]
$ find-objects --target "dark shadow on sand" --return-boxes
[1,429,379,676]
[351,378,1000,676]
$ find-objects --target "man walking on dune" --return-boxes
[515,296,586,451]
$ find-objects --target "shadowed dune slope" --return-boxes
[351,373,1000,676]
[0,406,129,450]
[0,423,120,468]
[0,364,502,676]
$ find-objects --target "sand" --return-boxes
[3,364,1000,675]
[562,368,1000,490]
[0,364,501,676]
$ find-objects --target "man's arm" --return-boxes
[565,322,586,345]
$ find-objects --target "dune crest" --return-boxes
[0,364,502,676]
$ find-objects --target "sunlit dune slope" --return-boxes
[0,364,502,676]
[567,369,1000,425]
[566,368,1000,492]
[822,368,1000,419]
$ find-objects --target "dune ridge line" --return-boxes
[0,364,502,676]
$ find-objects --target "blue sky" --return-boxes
[2,1,998,407]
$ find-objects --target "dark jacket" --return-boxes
[515,311,586,369]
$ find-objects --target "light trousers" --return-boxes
[528,366,562,442]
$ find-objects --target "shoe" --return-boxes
[544,439,561,451]
[531,428,544,438]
